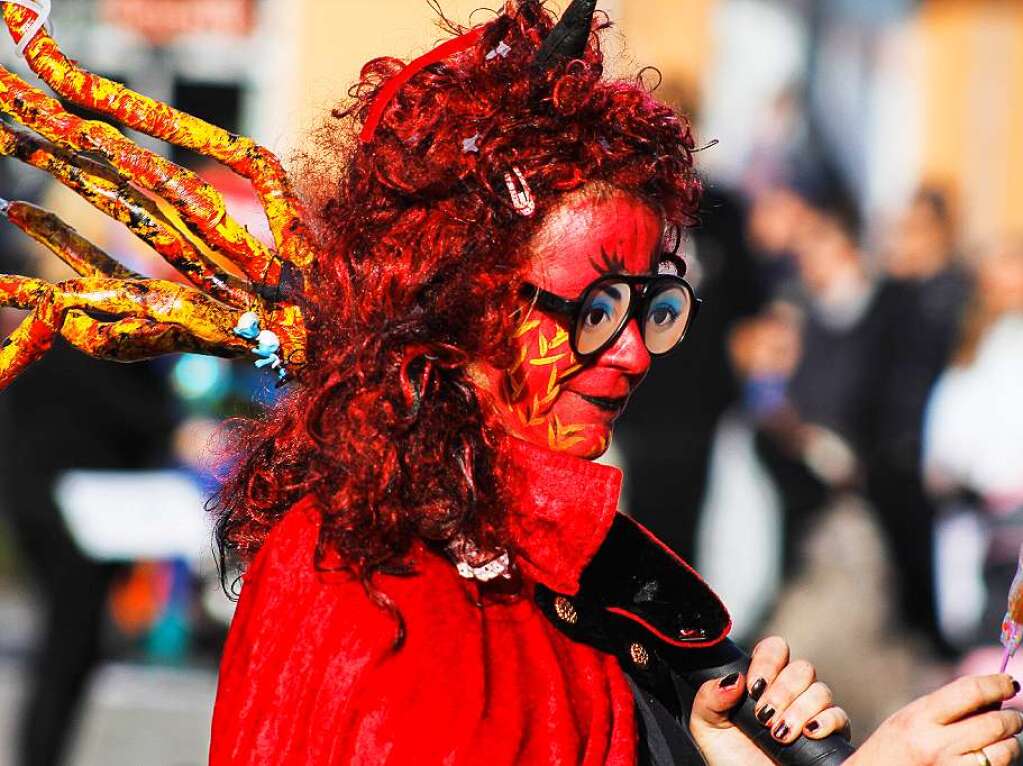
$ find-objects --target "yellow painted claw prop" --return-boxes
[0,2,315,389]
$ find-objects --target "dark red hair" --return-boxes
[213,1,701,599]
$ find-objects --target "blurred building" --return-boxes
[0,0,1013,249]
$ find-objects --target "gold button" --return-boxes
[553,596,578,625]
[629,642,650,668]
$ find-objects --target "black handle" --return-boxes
[670,639,856,766]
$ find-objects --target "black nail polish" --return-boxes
[806,720,820,733]
[719,672,741,689]
[756,705,775,725]
[773,722,790,740]
[1014,679,1021,695]
[750,678,767,700]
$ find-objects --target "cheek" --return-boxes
[501,314,613,456]
[505,314,581,421]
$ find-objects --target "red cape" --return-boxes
[210,439,638,765]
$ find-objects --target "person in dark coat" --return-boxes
[0,338,176,766]
[616,185,765,561]
[751,188,968,652]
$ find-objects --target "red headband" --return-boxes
[359,27,486,144]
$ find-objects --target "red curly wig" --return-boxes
[213,1,702,601]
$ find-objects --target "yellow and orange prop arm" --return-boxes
[0,124,251,304]
[4,4,315,281]
[0,66,279,285]
[0,2,316,390]
[0,192,308,386]
[0,268,287,372]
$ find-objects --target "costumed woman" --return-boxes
[0,2,1020,764]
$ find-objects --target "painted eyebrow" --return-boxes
[588,246,627,275]
[595,284,624,301]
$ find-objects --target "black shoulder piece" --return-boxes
[536,514,857,766]
[536,513,731,764]
[536,513,730,674]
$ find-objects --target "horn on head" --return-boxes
[532,0,598,69]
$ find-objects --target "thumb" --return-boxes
[691,672,746,730]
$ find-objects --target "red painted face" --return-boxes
[473,188,664,458]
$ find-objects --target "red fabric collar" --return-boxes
[500,437,622,596]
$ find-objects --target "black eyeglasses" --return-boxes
[520,274,700,360]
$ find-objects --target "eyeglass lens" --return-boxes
[642,281,692,355]
[575,281,633,356]
[574,279,692,357]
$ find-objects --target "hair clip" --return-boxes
[485,40,511,61]
[7,0,53,57]
[462,133,480,154]
[504,166,535,217]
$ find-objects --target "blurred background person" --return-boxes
[728,182,967,654]
[0,186,178,766]
[865,186,970,654]
[924,236,1023,666]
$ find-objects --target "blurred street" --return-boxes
[0,587,214,766]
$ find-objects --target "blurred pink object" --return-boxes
[1000,544,1023,672]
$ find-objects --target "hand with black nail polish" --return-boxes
[688,635,851,764]
[745,635,850,747]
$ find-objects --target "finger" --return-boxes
[973,735,1022,766]
[950,709,1023,755]
[0,309,55,391]
[803,705,852,742]
[765,681,834,744]
[0,274,49,310]
[4,199,137,279]
[754,659,815,731]
[689,673,748,730]
[747,636,790,705]
[53,278,242,346]
[931,676,1020,724]
[61,311,244,361]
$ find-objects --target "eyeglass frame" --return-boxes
[519,273,701,361]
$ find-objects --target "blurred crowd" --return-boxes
[616,170,1023,729]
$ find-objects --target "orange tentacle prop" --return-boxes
[0,125,253,303]
[0,309,54,387]
[3,4,314,279]
[0,273,254,364]
[0,65,277,285]
[2,199,136,278]
[0,6,312,390]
